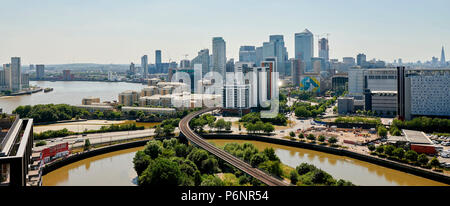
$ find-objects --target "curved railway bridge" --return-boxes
[179,107,289,186]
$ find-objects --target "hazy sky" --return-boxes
[0,0,449,65]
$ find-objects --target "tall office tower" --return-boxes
[179,59,191,68]
[261,57,277,101]
[441,46,446,66]
[295,29,314,72]
[291,58,305,87]
[141,55,148,78]
[129,62,136,74]
[212,37,226,78]
[239,46,256,63]
[318,38,329,61]
[226,58,234,73]
[398,58,403,65]
[10,57,21,92]
[262,35,288,76]
[36,64,45,79]
[21,73,29,88]
[343,57,356,65]
[155,50,162,73]
[357,53,367,66]
[191,49,210,75]
[155,50,161,64]
[2,64,11,91]
[29,64,34,73]
[255,46,263,65]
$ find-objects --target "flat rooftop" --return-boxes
[403,129,433,145]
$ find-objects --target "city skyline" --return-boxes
[0,0,449,65]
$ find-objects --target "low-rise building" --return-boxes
[82,97,101,105]
[118,90,140,106]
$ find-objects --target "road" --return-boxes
[179,107,289,186]
[33,129,158,152]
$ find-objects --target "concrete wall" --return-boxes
[42,140,149,175]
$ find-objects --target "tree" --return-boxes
[289,131,296,137]
[295,106,312,118]
[307,134,316,141]
[429,157,440,170]
[328,137,338,144]
[377,126,388,138]
[214,119,227,131]
[375,146,384,154]
[263,123,275,134]
[405,150,418,162]
[200,175,224,186]
[368,144,376,152]
[138,157,182,185]
[263,148,279,161]
[392,148,405,159]
[144,141,163,159]
[318,135,326,142]
[384,145,395,156]
[154,125,164,138]
[250,153,268,167]
[298,133,305,139]
[417,154,429,166]
[83,139,91,151]
[163,124,175,136]
[133,151,152,176]
[290,170,299,185]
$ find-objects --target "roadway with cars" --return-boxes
[179,107,289,186]
[33,129,157,152]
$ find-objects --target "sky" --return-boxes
[0,0,449,65]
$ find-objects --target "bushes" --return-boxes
[294,163,353,186]
[35,140,47,147]
[334,116,381,125]
[240,112,287,126]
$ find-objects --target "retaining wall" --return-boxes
[42,140,149,175]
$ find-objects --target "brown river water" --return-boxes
[43,140,447,186]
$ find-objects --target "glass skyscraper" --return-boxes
[295,29,314,72]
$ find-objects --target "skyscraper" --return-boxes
[262,35,288,76]
[239,46,256,63]
[36,64,45,80]
[357,53,366,66]
[318,38,329,61]
[155,50,162,64]
[212,37,226,78]
[295,29,314,72]
[141,55,148,78]
[441,46,446,66]
[191,49,210,75]
[10,57,21,92]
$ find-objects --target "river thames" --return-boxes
[0,81,147,114]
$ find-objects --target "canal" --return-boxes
[43,140,447,186]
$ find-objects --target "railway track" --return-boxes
[179,107,289,186]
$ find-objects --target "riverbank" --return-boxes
[201,134,450,185]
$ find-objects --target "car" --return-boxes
[441,142,450,146]
[75,138,84,143]
[82,134,87,137]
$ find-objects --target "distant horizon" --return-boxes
[1,0,449,65]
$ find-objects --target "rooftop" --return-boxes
[403,129,433,145]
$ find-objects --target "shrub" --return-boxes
[35,140,47,147]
